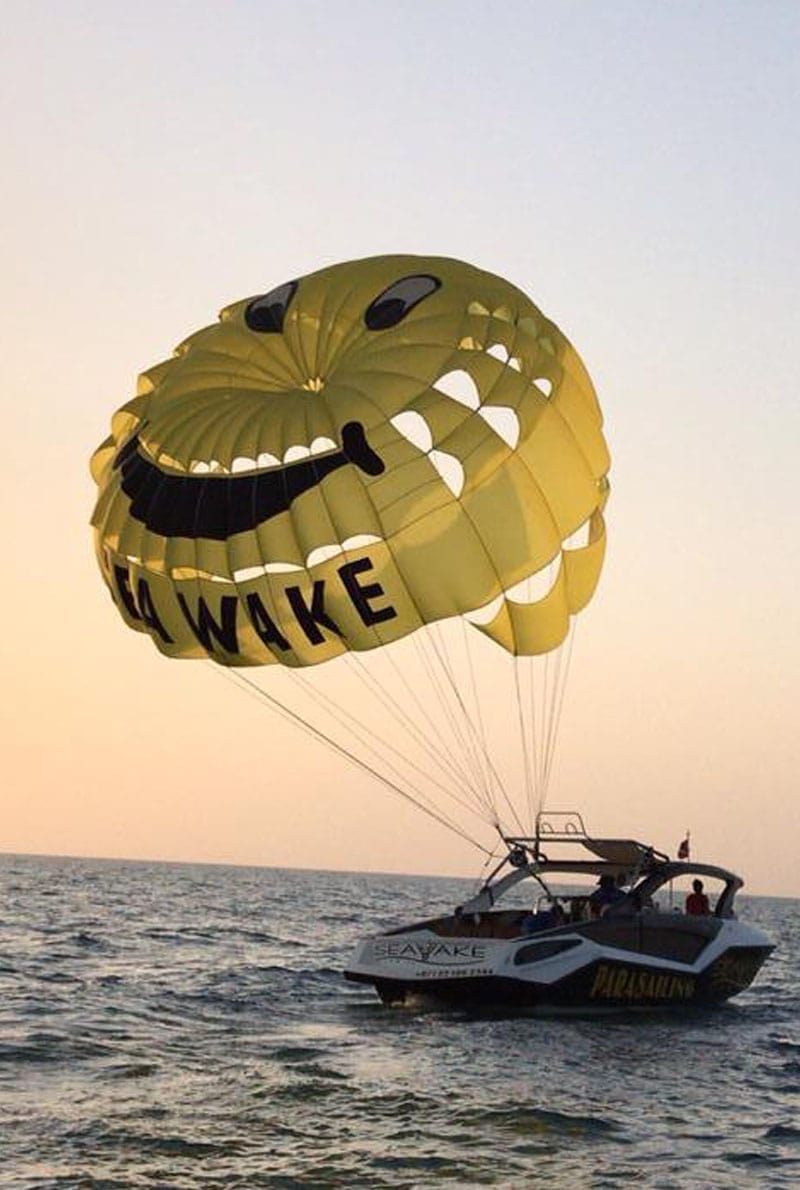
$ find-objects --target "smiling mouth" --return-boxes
[113,421,385,541]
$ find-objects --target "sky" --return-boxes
[2,1,799,894]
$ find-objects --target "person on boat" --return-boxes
[685,879,711,915]
[589,873,626,917]
[522,900,565,934]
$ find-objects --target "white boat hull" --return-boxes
[345,915,773,1009]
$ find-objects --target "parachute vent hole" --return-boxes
[433,369,481,410]
[505,563,561,605]
[563,520,591,551]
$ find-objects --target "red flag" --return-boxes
[677,834,690,860]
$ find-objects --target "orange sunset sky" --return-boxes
[3,3,799,894]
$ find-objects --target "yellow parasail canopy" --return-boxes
[91,255,610,670]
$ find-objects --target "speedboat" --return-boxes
[345,812,773,1010]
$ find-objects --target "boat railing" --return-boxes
[501,810,589,863]
[505,810,667,867]
[535,810,588,841]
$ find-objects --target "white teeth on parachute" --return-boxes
[232,456,256,473]
[390,410,434,453]
[505,562,560,604]
[186,458,223,473]
[264,561,302,573]
[485,343,523,373]
[231,560,303,582]
[464,560,562,624]
[340,533,383,551]
[305,534,382,569]
[563,517,591,550]
[305,544,343,568]
[183,437,338,477]
[394,353,531,497]
[157,452,182,470]
[391,412,464,497]
[478,406,520,448]
[231,565,265,582]
[428,449,464,497]
[231,534,384,581]
[432,363,522,450]
[433,370,481,410]
[463,593,504,626]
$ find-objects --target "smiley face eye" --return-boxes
[244,280,298,333]
[364,274,441,331]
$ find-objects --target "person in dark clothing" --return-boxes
[685,878,711,915]
[589,873,626,917]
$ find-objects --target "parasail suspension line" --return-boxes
[460,617,493,797]
[411,632,496,818]
[541,620,578,801]
[210,663,489,852]
[513,660,535,836]
[427,625,526,836]
[431,623,498,817]
[342,650,484,811]
[286,665,493,826]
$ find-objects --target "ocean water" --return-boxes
[1,855,798,1190]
